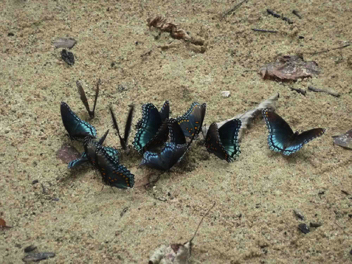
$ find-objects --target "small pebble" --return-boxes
[298,223,310,234]
[293,210,305,220]
[221,91,231,98]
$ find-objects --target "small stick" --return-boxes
[221,0,249,19]
[308,86,340,97]
[267,9,280,18]
[252,28,278,33]
[267,9,293,24]
[290,87,306,96]
[292,10,302,19]
[308,43,350,55]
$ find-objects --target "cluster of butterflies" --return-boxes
[60,82,325,189]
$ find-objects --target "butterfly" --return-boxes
[76,79,100,118]
[94,145,134,189]
[205,119,242,162]
[176,102,206,138]
[110,105,134,150]
[140,119,193,171]
[133,101,169,153]
[262,109,325,155]
[68,130,119,169]
[60,102,97,141]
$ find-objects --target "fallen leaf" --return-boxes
[56,144,81,164]
[259,55,320,80]
[147,16,203,46]
[332,129,352,149]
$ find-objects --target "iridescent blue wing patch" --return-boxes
[68,152,88,168]
[176,102,206,138]
[95,146,134,189]
[141,142,187,171]
[262,109,325,155]
[205,119,241,162]
[133,102,169,153]
[60,102,97,141]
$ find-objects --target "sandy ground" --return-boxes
[1,0,351,263]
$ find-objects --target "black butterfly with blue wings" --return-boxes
[140,118,192,171]
[205,119,242,162]
[133,101,169,153]
[176,102,206,138]
[83,136,134,189]
[262,109,325,155]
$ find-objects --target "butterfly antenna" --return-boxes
[109,107,125,149]
[76,80,92,117]
[123,105,134,150]
[188,202,216,245]
[92,79,100,118]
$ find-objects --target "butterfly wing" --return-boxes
[141,143,187,171]
[133,103,168,153]
[95,146,134,189]
[159,101,170,122]
[168,118,186,145]
[68,152,88,169]
[283,128,325,155]
[262,109,294,153]
[206,120,241,162]
[218,119,241,162]
[177,102,206,138]
[61,102,97,141]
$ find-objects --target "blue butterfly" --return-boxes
[94,145,134,189]
[61,102,97,141]
[262,109,325,155]
[68,130,118,169]
[176,102,206,138]
[205,119,241,162]
[133,101,169,153]
[140,119,190,171]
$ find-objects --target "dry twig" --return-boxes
[202,93,279,141]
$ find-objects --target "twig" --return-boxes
[290,87,306,96]
[267,9,280,18]
[292,10,302,19]
[308,86,340,97]
[308,43,350,55]
[252,28,278,33]
[202,93,279,141]
[267,9,293,24]
[221,0,249,19]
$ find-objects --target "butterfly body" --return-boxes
[262,109,325,155]
[133,101,169,153]
[60,102,97,141]
[205,119,241,162]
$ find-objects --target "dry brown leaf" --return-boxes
[259,55,320,81]
[332,129,352,150]
[147,16,203,46]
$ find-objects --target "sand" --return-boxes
[1,0,351,263]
